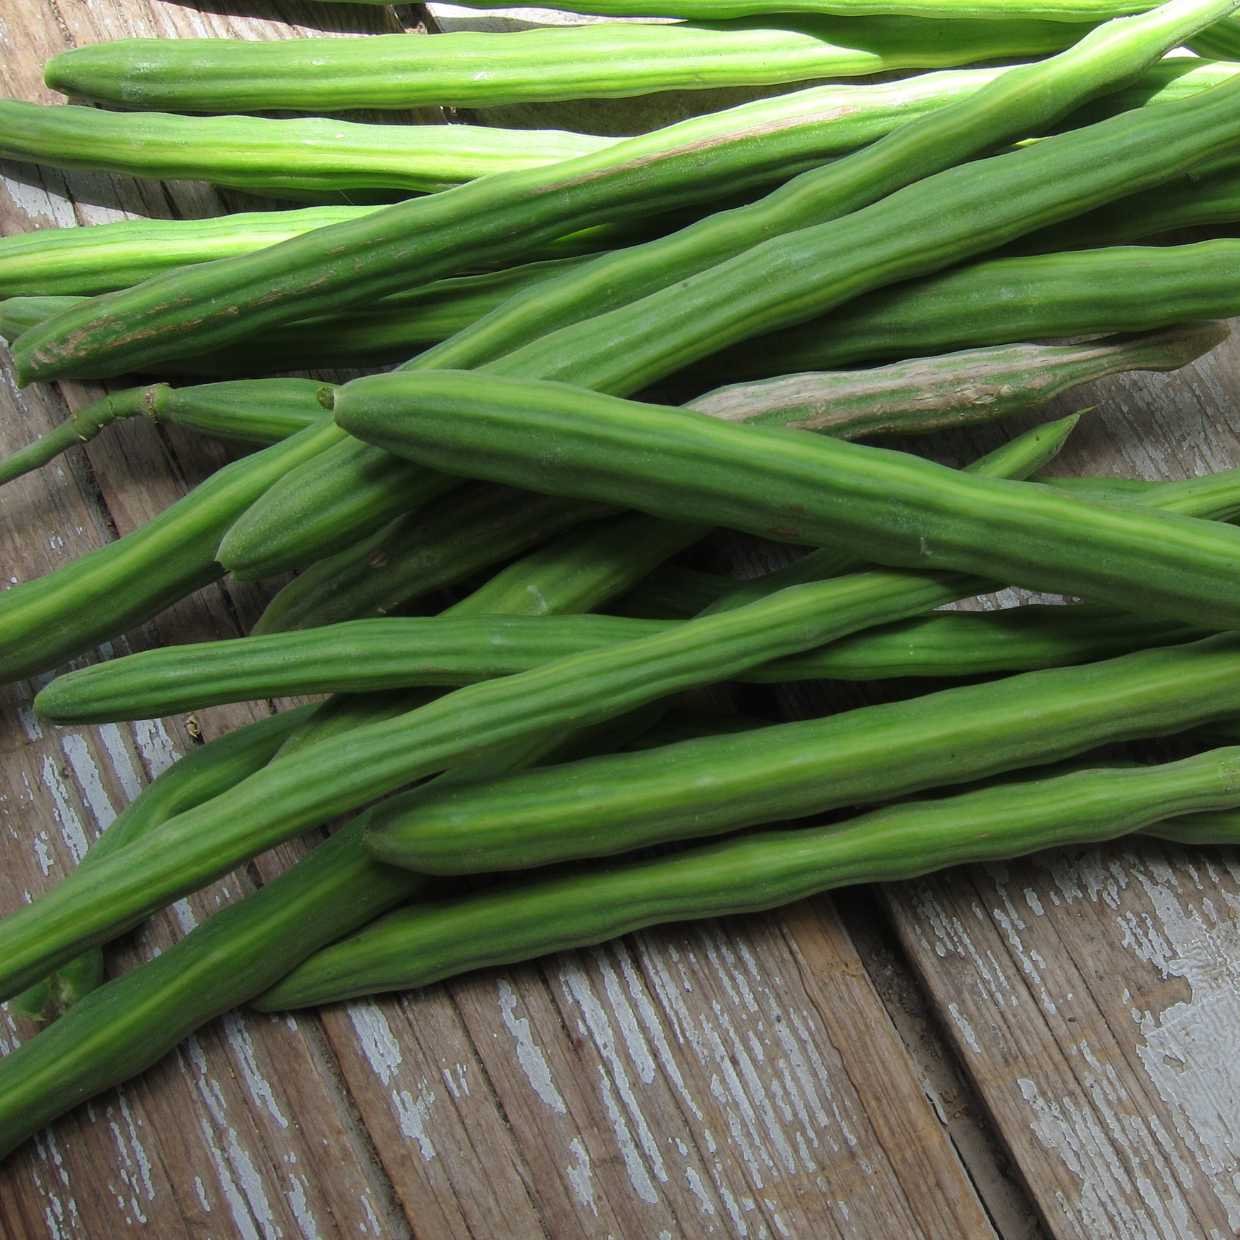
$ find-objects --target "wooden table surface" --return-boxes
[4,5,1240,1237]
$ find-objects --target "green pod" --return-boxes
[0,101,612,199]
[0,204,380,298]
[44,19,1077,112]
[261,747,1240,1010]
[699,462,1240,613]
[0,208,645,301]
[52,455,1240,722]
[1147,809,1240,844]
[217,38,1240,581]
[334,370,1240,630]
[36,615,669,721]
[252,485,609,631]
[10,707,315,1022]
[755,604,1203,681]
[20,8,1230,385]
[39,416,1078,721]
[682,238,1240,385]
[0,378,328,487]
[690,323,1226,438]
[0,419,337,685]
[1191,16,1240,55]
[0,294,80,341]
[1027,162,1240,250]
[0,255,596,381]
[363,635,1240,874]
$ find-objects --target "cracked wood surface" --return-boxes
[1,1,1238,1235]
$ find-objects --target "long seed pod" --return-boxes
[750,603,1203,681]
[0,210,639,300]
[334,370,1240,630]
[19,4,1234,385]
[0,204,380,297]
[1024,161,1240,250]
[0,255,596,382]
[674,238,1240,386]
[689,323,1225,437]
[49,449,1240,724]
[364,635,1240,874]
[43,18,1078,112]
[3,58,1230,302]
[9,707,316,1023]
[260,748,1240,1010]
[0,101,612,199]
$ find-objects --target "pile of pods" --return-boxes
[4,0,1240,1157]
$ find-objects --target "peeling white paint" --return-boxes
[224,1013,291,1130]
[286,1172,319,1240]
[561,962,668,1190]
[40,755,90,862]
[497,978,565,1115]
[33,829,53,876]
[566,1136,597,1215]
[347,1002,437,1160]
[193,1175,212,1212]
[441,1062,470,1100]
[596,1066,659,1205]
[61,733,117,833]
[131,717,181,779]
[98,724,144,804]
[183,1036,280,1239]
[947,1002,982,1056]
[1129,868,1240,1229]
[347,1003,403,1086]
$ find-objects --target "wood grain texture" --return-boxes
[0,3,997,1237]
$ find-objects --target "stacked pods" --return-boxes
[4,0,1240,1164]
